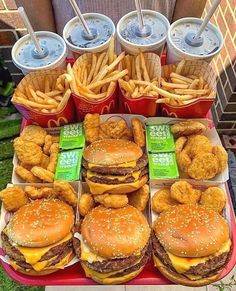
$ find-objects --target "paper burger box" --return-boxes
[145,117,229,187]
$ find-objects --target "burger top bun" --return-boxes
[7,199,74,247]
[83,139,143,165]
[81,205,151,259]
[153,204,229,258]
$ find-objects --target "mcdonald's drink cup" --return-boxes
[63,13,115,58]
[12,31,67,75]
[117,10,170,55]
[166,17,224,64]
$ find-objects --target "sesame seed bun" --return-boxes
[81,205,151,259]
[153,255,222,287]
[7,199,74,247]
[83,139,143,165]
[153,204,229,258]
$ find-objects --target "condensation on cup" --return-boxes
[63,13,115,59]
[117,10,170,56]
[166,17,224,64]
[12,31,67,75]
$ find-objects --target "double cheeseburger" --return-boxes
[1,199,75,276]
[82,139,148,194]
[152,204,231,286]
[73,205,151,284]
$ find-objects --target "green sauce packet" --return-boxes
[146,125,175,153]
[59,123,85,150]
[148,152,179,179]
[55,149,83,181]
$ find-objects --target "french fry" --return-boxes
[124,55,132,78]
[87,54,97,84]
[131,56,136,79]
[57,89,71,111]
[174,89,210,95]
[14,96,57,109]
[170,78,188,85]
[189,79,199,89]
[140,52,150,82]
[106,81,116,97]
[119,80,133,95]
[161,79,189,89]
[67,63,78,94]
[93,52,106,79]
[45,90,62,97]
[87,69,128,90]
[135,54,142,80]
[107,36,115,65]
[199,75,204,89]
[170,72,193,83]
[175,59,185,74]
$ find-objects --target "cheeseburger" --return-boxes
[73,205,151,284]
[82,139,148,194]
[152,204,231,286]
[1,199,75,275]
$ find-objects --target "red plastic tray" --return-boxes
[0,183,235,286]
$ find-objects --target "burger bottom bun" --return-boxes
[87,175,148,195]
[12,252,75,277]
[81,262,145,285]
[154,255,222,287]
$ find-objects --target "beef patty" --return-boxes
[74,236,151,273]
[83,167,148,185]
[82,154,148,175]
[1,231,73,268]
[152,232,230,277]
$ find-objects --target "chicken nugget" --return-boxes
[78,194,95,216]
[20,125,47,146]
[85,127,100,143]
[131,118,145,148]
[175,136,187,154]
[0,187,29,211]
[188,135,212,158]
[128,184,149,211]
[14,137,42,165]
[54,180,78,207]
[98,128,110,140]
[152,189,179,213]
[51,135,59,143]
[200,187,226,213]
[188,153,219,180]
[109,120,127,138]
[19,162,32,171]
[94,194,128,208]
[212,145,228,173]
[170,181,201,204]
[84,113,100,128]
[43,135,53,155]
[120,127,133,141]
[176,150,191,173]
[15,165,41,183]
[171,120,206,138]
[31,166,54,182]
[47,143,59,173]
[25,186,56,200]
[40,153,50,169]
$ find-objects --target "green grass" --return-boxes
[0,265,45,291]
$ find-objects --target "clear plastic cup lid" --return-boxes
[65,14,114,49]
[14,33,65,68]
[119,11,169,45]
[170,19,222,56]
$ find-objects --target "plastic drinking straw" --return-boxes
[69,0,93,37]
[193,0,221,40]
[135,0,145,31]
[18,7,44,55]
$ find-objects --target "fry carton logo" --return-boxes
[48,117,68,128]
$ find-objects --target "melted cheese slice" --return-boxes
[166,239,231,274]
[80,239,105,263]
[86,170,141,182]
[88,161,137,169]
[86,178,143,194]
[15,232,72,265]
